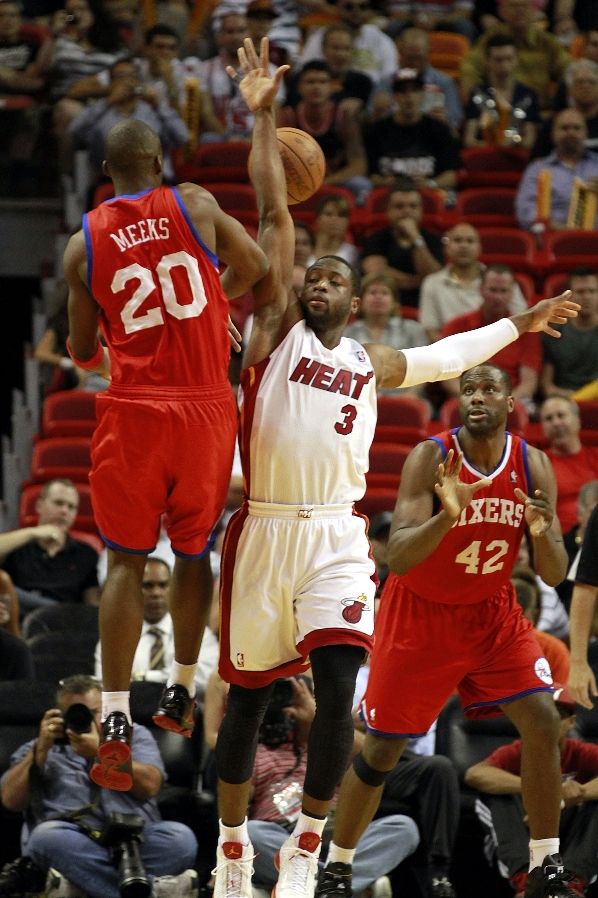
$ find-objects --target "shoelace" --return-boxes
[211,852,256,898]
[279,845,320,894]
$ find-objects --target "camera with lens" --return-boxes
[55,702,95,745]
[258,678,296,748]
[65,13,79,24]
[99,813,150,898]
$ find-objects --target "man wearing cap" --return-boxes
[465,684,598,898]
[364,67,461,190]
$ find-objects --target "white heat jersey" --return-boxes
[239,321,377,505]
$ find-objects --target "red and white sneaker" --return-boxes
[274,832,322,898]
[212,841,255,898]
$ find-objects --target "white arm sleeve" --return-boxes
[400,318,519,389]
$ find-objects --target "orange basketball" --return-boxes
[249,127,326,205]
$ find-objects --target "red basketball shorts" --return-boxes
[90,386,237,556]
[361,578,553,737]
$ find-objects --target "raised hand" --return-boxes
[523,291,580,338]
[434,449,491,522]
[226,37,289,113]
[514,486,552,536]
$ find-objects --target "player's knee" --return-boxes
[353,752,392,787]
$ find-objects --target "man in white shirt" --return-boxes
[95,557,218,700]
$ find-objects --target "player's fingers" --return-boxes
[273,65,291,88]
[513,487,528,503]
[444,448,454,472]
[237,46,249,73]
[244,37,260,69]
[259,35,269,69]
[436,463,445,486]
[471,476,492,494]
[454,451,463,476]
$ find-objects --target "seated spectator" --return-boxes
[566,480,598,586]
[463,33,540,149]
[0,478,101,613]
[394,27,463,129]
[364,67,461,192]
[0,572,33,678]
[36,0,124,169]
[94,557,218,701]
[540,268,598,399]
[33,279,108,393]
[419,223,527,342]
[0,674,198,898]
[360,175,443,309]
[70,57,188,184]
[277,60,369,203]
[539,396,598,535]
[515,108,598,230]
[285,24,374,114]
[246,676,420,898]
[344,271,428,396]
[384,0,477,42]
[440,265,541,405]
[298,0,398,86]
[516,538,570,639]
[511,569,571,682]
[459,0,570,112]
[312,194,359,268]
[464,685,598,898]
[532,59,598,158]
[293,219,316,269]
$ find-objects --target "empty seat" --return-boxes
[428,30,470,78]
[544,230,598,274]
[41,390,97,437]
[22,602,99,640]
[355,487,398,521]
[366,444,411,490]
[477,227,536,276]
[579,401,598,430]
[173,141,251,184]
[27,632,97,681]
[455,188,518,229]
[439,397,529,436]
[201,182,258,226]
[375,394,430,444]
[458,146,529,189]
[30,436,91,484]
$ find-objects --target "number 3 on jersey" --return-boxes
[455,539,509,575]
[112,251,207,334]
[335,403,357,435]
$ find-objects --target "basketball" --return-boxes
[249,128,326,205]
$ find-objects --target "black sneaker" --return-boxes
[525,855,580,898]
[430,877,456,898]
[90,711,133,791]
[316,863,353,898]
[152,684,196,737]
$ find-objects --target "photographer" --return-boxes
[0,675,197,898]
[246,676,420,895]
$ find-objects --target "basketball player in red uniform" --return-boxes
[317,363,579,898]
[63,119,269,791]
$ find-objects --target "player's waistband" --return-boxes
[106,381,233,401]
[247,500,354,520]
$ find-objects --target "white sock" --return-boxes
[167,662,197,697]
[219,817,249,845]
[102,691,131,724]
[292,811,327,839]
[529,838,560,871]
[327,842,356,866]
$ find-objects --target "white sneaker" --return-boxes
[153,869,199,898]
[274,832,322,898]
[45,869,87,898]
[212,841,255,898]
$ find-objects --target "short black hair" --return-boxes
[569,265,598,283]
[307,254,361,295]
[485,33,517,54]
[145,23,180,43]
[459,363,513,395]
[388,175,419,196]
[299,60,333,79]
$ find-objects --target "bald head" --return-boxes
[104,120,162,178]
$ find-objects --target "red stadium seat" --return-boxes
[30,437,92,484]
[173,141,251,184]
[579,401,598,430]
[428,30,470,78]
[19,483,96,532]
[70,530,103,554]
[514,272,536,306]
[477,227,536,276]
[455,188,518,229]
[439,397,529,436]
[355,487,398,522]
[92,182,115,207]
[202,182,258,226]
[544,230,598,275]
[41,390,97,438]
[458,146,529,189]
[366,443,412,490]
[543,272,568,299]
[374,395,431,444]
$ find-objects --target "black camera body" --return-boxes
[259,678,296,748]
[100,813,150,898]
[55,702,95,746]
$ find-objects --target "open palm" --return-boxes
[434,449,491,521]
[226,37,289,113]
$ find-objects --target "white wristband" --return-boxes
[400,318,519,389]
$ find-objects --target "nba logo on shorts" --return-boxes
[534,656,553,685]
[237,652,245,667]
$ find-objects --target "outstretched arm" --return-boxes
[365,291,579,390]
[227,38,298,368]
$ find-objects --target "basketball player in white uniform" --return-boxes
[212,38,579,898]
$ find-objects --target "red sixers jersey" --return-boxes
[402,428,532,605]
[83,186,230,389]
